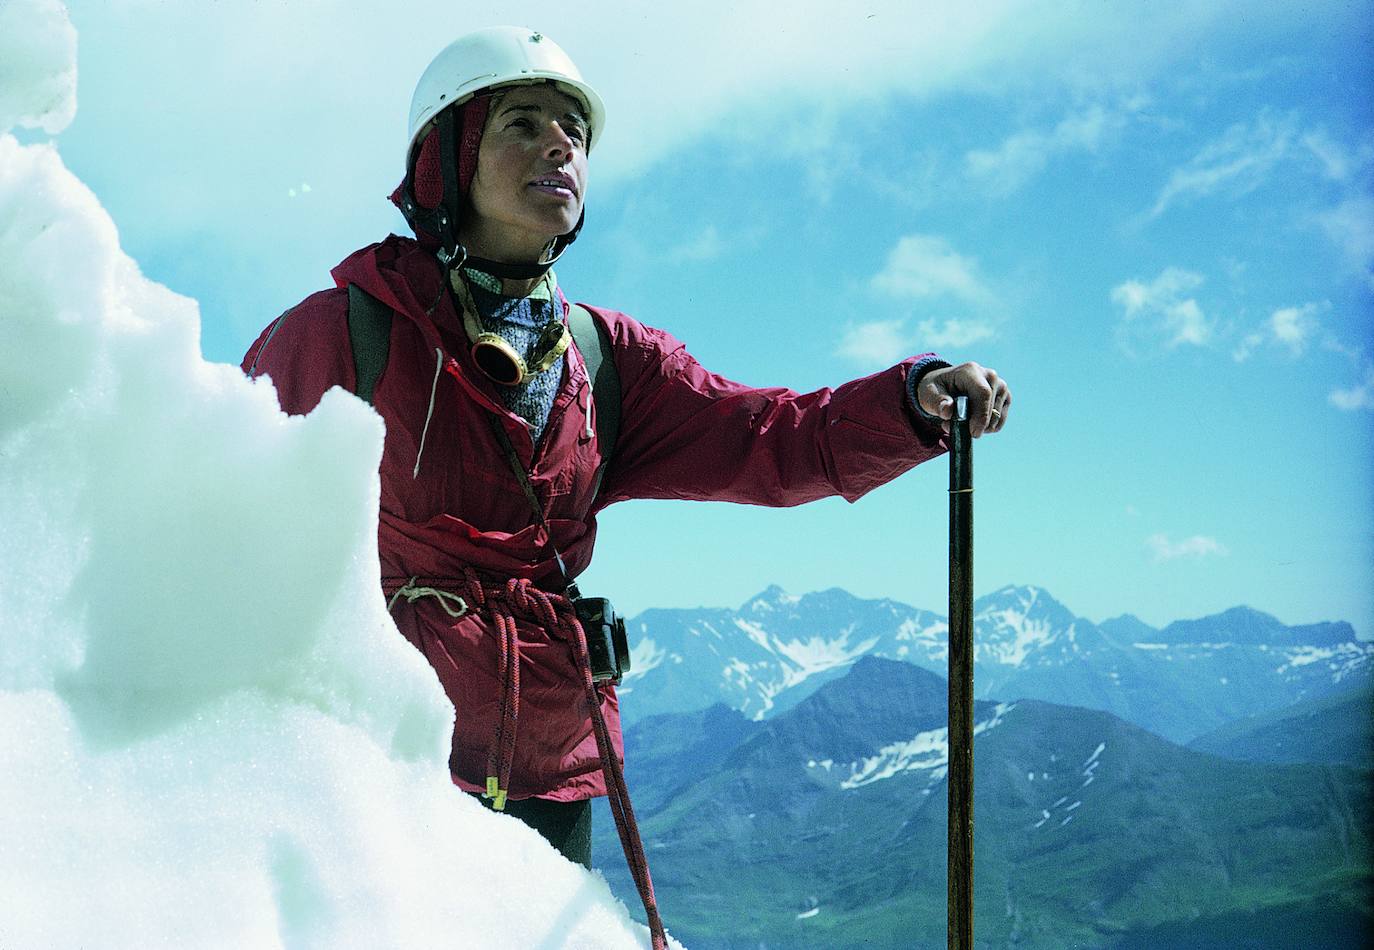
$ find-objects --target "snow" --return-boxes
[894,616,943,643]
[1030,747,1103,829]
[840,703,1016,789]
[772,630,880,682]
[1277,644,1366,676]
[0,0,75,135]
[0,6,666,947]
[1080,743,1105,787]
[978,595,1058,666]
[624,636,668,682]
[733,618,774,652]
[1082,743,1106,768]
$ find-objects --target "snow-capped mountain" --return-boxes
[618,584,1372,743]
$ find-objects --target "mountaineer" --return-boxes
[242,26,1011,946]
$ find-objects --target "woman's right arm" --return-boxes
[240,288,354,416]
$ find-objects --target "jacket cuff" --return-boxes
[906,356,952,423]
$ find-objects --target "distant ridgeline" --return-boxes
[596,586,1373,949]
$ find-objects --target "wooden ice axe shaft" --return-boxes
[948,395,974,950]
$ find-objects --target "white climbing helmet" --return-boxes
[407,26,605,160]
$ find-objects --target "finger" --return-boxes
[973,379,996,438]
[990,401,1008,432]
[990,381,1011,432]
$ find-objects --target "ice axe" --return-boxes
[947,395,974,949]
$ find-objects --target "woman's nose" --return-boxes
[542,123,574,160]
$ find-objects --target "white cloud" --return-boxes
[1147,533,1229,562]
[1232,330,1265,363]
[1268,302,1322,355]
[1148,111,1298,219]
[1317,194,1374,290]
[916,318,996,348]
[837,319,916,366]
[1234,301,1328,361]
[1110,267,1212,348]
[1330,365,1374,412]
[1301,129,1360,181]
[871,234,992,305]
[965,100,1137,194]
[668,224,724,262]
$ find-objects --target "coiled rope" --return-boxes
[386,569,667,949]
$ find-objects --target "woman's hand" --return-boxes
[917,362,1011,438]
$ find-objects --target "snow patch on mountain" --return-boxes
[1027,741,1108,830]
[742,585,800,613]
[836,702,1017,790]
[895,617,945,643]
[624,637,667,683]
[1081,742,1105,787]
[733,618,773,652]
[1277,643,1368,681]
[976,587,1067,666]
[773,630,880,683]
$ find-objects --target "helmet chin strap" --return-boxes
[452,207,586,282]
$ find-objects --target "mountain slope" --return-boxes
[1188,684,1373,768]
[599,658,1373,949]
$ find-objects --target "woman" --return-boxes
[243,26,1010,942]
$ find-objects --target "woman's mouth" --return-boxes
[528,173,577,198]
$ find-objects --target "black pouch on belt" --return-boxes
[572,596,631,684]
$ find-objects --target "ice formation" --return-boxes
[0,2,665,946]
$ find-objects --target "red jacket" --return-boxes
[242,234,947,800]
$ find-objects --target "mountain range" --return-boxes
[596,656,1372,949]
[618,584,1371,744]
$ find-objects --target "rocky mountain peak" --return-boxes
[741,584,799,613]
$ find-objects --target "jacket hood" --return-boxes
[331,235,447,338]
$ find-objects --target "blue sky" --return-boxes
[53,0,1372,637]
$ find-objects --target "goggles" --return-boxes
[451,270,570,387]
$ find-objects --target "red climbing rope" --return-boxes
[387,570,668,949]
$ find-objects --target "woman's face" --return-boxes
[461,83,590,263]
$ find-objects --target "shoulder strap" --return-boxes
[347,284,393,405]
[568,304,621,462]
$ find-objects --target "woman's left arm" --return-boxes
[592,315,955,509]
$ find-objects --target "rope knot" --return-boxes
[386,576,468,618]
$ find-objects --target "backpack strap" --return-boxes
[568,304,621,491]
[347,284,393,405]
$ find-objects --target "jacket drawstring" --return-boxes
[387,577,468,618]
[413,347,444,478]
